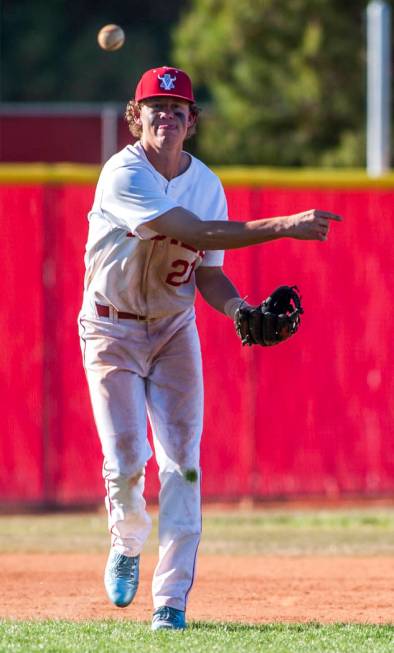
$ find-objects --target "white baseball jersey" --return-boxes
[82,141,228,319]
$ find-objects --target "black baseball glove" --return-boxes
[234,285,303,347]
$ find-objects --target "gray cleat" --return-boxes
[151,606,187,631]
[104,550,140,608]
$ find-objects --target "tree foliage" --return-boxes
[2,0,392,166]
[1,0,185,102]
[173,0,372,165]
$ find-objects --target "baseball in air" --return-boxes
[97,24,125,51]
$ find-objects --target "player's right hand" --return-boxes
[287,209,343,241]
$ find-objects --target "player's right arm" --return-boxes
[148,206,342,251]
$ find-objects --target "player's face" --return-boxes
[138,98,194,148]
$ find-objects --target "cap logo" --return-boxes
[158,73,176,91]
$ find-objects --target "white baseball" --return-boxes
[97,24,125,51]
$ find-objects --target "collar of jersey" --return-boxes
[131,140,194,184]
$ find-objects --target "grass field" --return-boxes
[1,505,394,555]
[0,621,393,653]
[0,506,393,652]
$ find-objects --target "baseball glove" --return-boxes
[234,285,303,347]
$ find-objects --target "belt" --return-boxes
[96,303,147,321]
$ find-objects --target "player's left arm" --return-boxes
[195,266,244,317]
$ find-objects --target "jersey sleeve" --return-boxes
[100,164,178,239]
[199,177,228,268]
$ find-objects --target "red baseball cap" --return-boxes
[134,66,195,103]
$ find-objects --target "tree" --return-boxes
[172,0,369,165]
[1,0,185,102]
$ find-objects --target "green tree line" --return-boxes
[173,0,386,166]
[2,0,393,165]
[1,0,185,103]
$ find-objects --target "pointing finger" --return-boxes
[315,210,343,222]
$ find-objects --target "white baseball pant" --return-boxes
[79,306,203,611]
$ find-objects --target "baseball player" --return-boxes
[78,65,341,631]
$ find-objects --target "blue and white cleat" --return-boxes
[151,606,187,631]
[104,550,140,608]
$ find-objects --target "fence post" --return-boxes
[367,0,391,177]
[101,105,119,163]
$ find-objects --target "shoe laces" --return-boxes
[111,553,138,579]
[154,606,178,621]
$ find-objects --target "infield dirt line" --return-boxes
[1,553,393,624]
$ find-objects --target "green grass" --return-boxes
[200,508,394,555]
[0,621,393,653]
[1,507,394,555]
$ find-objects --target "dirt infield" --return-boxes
[2,553,393,623]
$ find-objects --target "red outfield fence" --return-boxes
[1,166,393,506]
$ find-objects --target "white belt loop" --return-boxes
[109,305,118,322]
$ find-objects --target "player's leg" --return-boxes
[146,312,203,625]
[79,316,152,605]
[85,364,153,555]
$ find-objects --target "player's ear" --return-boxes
[133,103,142,125]
[187,109,196,129]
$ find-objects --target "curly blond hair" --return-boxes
[124,100,201,140]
